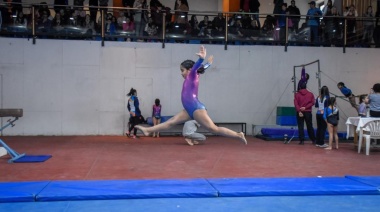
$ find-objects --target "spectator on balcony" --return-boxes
[277,3,288,42]
[38,2,51,19]
[99,0,109,12]
[189,15,200,36]
[375,9,380,47]
[306,1,322,43]
[68,11,79,27]
[122,16,135,33]
[74,6,86,26]
[52,12,64,31]
[324,6,341,46]
[322,0,333,16]
[240,0,260,29]
[37,11,52,32]
[15,10,27,27]
[212,13,225,35]
[133,0,147,38]
[287,0,300,33]
[82,14,95,36]
[198,15,213,37]
[344,4,357,46]
[362,6,374,44]
[117,11,127,30]
[73,0,84,10]
[122,0,135,7]
[89,0,98,25]
[11,0,22,17]
[144,17,158,37]
[273,0,283,20]
[54,0,68,15]
[174,0,189,25]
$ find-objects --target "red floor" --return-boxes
[1,136,380,182]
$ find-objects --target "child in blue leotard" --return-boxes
[136,46,247,145]
[337,82,358,111]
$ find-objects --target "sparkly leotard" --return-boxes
[181,58,205,119]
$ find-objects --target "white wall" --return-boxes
[0,37,379,136]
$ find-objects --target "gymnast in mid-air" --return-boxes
[136,45,247,144]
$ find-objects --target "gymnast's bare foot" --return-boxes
[135,125,149,136]
[185,138,194,146]
[238,132,247,145]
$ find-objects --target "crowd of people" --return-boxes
[1,1,379,46]
[294,66,380,150]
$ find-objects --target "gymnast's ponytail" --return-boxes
[127,88,136,96]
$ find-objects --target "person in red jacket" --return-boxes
[294,82,316,145]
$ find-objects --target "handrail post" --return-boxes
[162,12,166,49]
[343,18,347,53]
[32,5,36,44]
[101,9,105,47]
[285,16,288,52]
[224,13,228,50]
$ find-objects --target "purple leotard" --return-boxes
[181,58,205,119]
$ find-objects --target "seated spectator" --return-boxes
[122,16,135,33]
[82,14,95,35]
[198,15,213,37]
[212,13,225,35]
[37,11,52,32]
[144,17,158,36]
[52,12,64,31]
[189,15,200,37]
[117,11,127,30]
[15,11,27,27]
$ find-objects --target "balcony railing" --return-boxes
[0,3,379,52]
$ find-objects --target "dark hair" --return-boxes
[299,81,307,89]
[337,82,345,87]
[305,73,310,80]
[320,86,330,100]
[359,94,367,104]
[373,83,380,93]
[328,97,336,109]
[127,88,136,96]
[155,98,160,106]
[180,60,206,74]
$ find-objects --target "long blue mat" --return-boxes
[345,175,380,189]
[1,177,379,202]
[36,179,218,201]
[0,181,50,203]
[207,177,380,197]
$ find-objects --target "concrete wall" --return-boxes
[0,37,379,135]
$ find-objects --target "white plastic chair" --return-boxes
[358,120,380,155]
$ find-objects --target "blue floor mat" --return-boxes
[345,176,380,188]
[207,177,380,197]
[1,195,380,212]
[13,155,52,163]
[36,179,218,201]
[0,181,50,203]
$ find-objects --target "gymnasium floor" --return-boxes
[1,136,380,211]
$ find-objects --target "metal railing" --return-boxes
[0,3,379,52]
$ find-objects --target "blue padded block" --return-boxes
[0,181,50,203]
[207,177,380,197]
[276,116,297,126]
[146,117,153,125]
[36,179,218,201]
[346,176,380,189]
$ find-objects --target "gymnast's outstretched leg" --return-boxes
[135,110,191,136]
[193,109,247,145]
